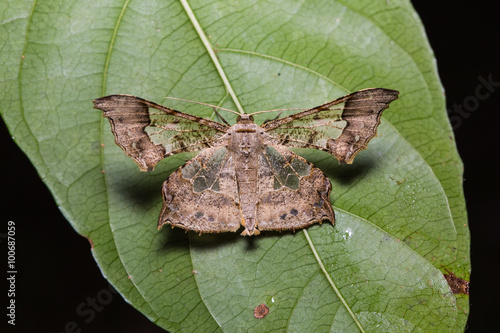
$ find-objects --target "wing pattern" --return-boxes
[262,88,399,164]
[93,94,229,171]
[158,146,241,234]
[94,88,399,236]
[256,144,334,233]
[157,143,334,235]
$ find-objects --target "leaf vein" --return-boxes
[303,229,366,333]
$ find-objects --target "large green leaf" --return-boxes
[1,0,470,331]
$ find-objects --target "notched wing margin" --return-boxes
[261,88,399,164]
[93,94,230,171]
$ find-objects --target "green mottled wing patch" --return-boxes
[93,94,229,171]
[262,146,311,190]
[261,88,399,164]
[263,108,347,150]
[146,112,226,158]
[181,147,228,192]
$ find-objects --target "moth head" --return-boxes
[236,114,255,123]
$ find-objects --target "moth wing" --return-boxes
[256,145,334,232]
[93,94,230,171]
[262,88,399,164]
[158,146,242,234]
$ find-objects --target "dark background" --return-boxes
[2,2,498,332]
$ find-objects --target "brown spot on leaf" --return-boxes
[444,269,469,295]
[254,303,269,319]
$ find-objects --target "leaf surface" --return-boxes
[0,0,469,331]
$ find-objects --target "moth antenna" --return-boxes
[249,107,305,116]
[250,106,343,116]
[261,111,282,125]
[164,96,241,116]
[213,107,230,126]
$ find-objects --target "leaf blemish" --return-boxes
[254,303,269,319]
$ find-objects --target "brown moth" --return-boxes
[93,88,399,236]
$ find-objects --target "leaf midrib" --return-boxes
[179,0,244,115]
[303,229,366,333]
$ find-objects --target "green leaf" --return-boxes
[1,0,470,332]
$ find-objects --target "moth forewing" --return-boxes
[93,94,229,171]
[261,88,399,164]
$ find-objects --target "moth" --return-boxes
[93,88,399,236]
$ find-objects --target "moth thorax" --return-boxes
[231,124,262,157]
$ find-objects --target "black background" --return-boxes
[2,2,498,332]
